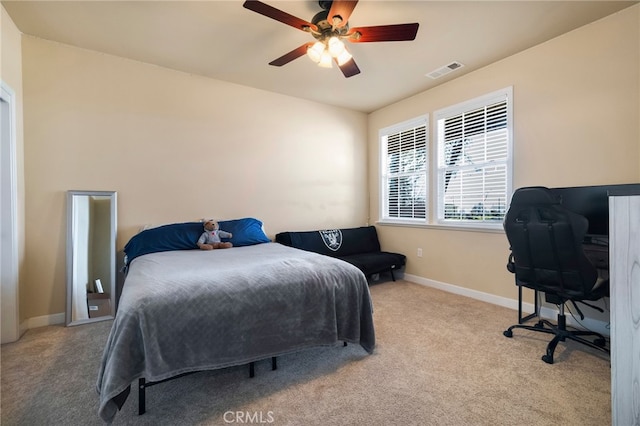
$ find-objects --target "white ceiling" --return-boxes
[3,0,637,113]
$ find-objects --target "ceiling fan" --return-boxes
[243,0,419,78]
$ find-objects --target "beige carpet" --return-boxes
[1,280,611,425]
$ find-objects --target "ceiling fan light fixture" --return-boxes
[307,41,325,63]
[336,49,352,66]
[318,50,333,68]
[327,36,345,57]
[245,0,419,78]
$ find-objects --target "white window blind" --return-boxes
[435,88,512,227]
[380,117,428,222]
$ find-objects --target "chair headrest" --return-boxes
[510,186,559,206]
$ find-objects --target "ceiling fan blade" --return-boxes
[347,23,419,43]
[327,0,359,28]
[337,58,361,78]
[243,0,318,32]
[269,43,314,67]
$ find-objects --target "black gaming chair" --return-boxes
[502,186,609,364]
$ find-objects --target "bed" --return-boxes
[96,219,375,423]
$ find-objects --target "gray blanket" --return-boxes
[96,243,375,422]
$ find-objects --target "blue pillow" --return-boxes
[218,217,271,247]
[124,222,202,264]
[123,219,271,266]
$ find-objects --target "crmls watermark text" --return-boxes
[223,411,275,424]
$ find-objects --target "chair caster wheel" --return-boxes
[594,338,606,347]
[534,321,544,329]
[541,354,554,364]
[503,330,513,338]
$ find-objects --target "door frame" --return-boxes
[1,80,20,343]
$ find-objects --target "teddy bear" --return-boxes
[197,220,233,250]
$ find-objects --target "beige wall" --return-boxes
[21,37,368,320]
[369,6,640,303]
[13,4,640,323]
[1,5,25,323]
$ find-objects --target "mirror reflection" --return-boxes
[66,190,117,326]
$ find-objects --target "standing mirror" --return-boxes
[66,190,117,326]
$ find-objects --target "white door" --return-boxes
[1,81,20,343]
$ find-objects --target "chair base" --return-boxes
[503,313,609,364]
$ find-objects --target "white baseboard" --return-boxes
[21,312,65,333]
[403,273,610,337]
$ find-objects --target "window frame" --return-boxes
[377,87,513,232]
[378,115,429,225]
[433,87,513,230]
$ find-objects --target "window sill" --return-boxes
[376,220,504,234]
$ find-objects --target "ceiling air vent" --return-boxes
[426,61,464,79]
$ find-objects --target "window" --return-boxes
[434,88,512,228]
[378,87,512,230]
[380,116,428,223]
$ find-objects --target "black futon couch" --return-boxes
[275,226,406,281]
